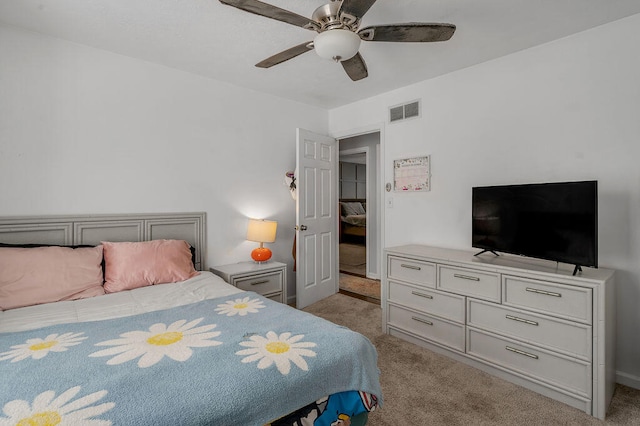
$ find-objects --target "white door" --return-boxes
[295,128,338,309]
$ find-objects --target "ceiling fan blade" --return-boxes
[359,23,456,42]
[338,0,378,20]
[255,42,314,68]
[219,0,314,30]
[341,52,368,81]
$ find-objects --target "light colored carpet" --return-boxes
[340,243,366,276]
[340,273,380,301]
[303,293,640,426]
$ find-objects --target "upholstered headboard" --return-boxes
[0,212,207,270]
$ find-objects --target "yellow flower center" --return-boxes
[147,331,183,346]
[28,341,58,351]
[233,303,248,309]
[17,410,62,426]
[265,341,290,354]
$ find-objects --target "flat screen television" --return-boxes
[472,181,598,273]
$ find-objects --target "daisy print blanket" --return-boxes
[0,292,381,425]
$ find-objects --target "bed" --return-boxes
[0,213,381,426]
[339,200,366,244]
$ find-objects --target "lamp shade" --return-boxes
[314,29,361,61]
[246,219,277,243]
[247,219,277,262]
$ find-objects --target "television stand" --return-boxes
[573,265,583,276]
[474,249,499,257]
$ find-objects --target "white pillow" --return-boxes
[342,202,365,216]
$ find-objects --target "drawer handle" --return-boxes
[505,314,539,326]
[411,316,433,326]
[401,264,421,271]
[411,291,433,299]
[505,346,539,359]
[453,273,480,281]
[526,287,562,297]
[250,280,269,286]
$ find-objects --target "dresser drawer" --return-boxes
[437,265,501,302]
[388,281,465,323]
[388,304,465,352]
[467,328,591,397]
[502,276,592,324]
[233,271,282,295]
[388,256,436,288]
[467,299,592,360]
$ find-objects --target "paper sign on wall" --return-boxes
[393,156,430,192]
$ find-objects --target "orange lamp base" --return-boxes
[251,247,272,263]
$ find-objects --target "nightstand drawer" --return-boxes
[266,293,283,303]
[503,276,592,324]
[388,256,436,288]
[388,280,465,323]
[210,261,287,303]
[438,265,501,302]
[467,299,592,360]
[234,271,282,294]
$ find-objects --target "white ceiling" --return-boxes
[2,0,639,109]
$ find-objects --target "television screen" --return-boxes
[472,181,598,268]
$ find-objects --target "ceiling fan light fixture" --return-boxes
[313,29,361,62]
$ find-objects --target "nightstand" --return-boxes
[209,261,287,304]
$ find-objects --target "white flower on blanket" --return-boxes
[236,331,316,375]
[0,332,86,363]
[89,318,222,368]
[0,385,114,426]
[215,297,265,316]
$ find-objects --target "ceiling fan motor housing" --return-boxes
[311,1,360,32]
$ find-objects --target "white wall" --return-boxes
[329,14,640,387]
[0,24,328,299]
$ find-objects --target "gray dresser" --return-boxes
[383,244,615,420]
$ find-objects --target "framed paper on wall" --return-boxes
[394,156,430,192]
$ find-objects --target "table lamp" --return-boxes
[246,219,277,262]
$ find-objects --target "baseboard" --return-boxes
[616,371,640,390]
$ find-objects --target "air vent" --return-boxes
[389,100,421,123]
[389,106,404,123]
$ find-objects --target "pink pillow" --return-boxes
[102,240,198,293]
[0,246,105,310]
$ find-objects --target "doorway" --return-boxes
[338,132,381,303]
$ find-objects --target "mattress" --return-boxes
[342,214,367,227]
[0,272,381,425]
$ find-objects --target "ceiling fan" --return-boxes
[219,0,456,81]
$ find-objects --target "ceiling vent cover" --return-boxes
[389,100,421,123]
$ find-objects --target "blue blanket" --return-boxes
[0,292,381,425]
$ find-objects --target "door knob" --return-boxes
[295,225,308,231]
